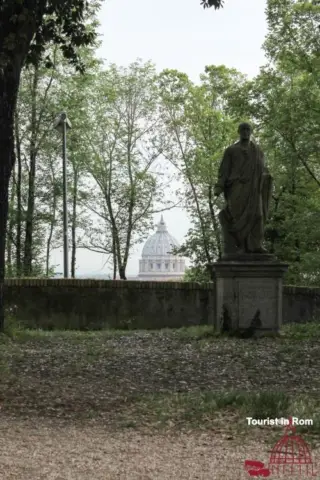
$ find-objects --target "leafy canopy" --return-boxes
[0,0,101,72]
[0,0,224,74]
[200,0,224,8]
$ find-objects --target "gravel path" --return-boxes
[0,419,319,480]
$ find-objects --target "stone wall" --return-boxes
[282,286,320,324]
[4,279,214,330]
[4,279,320,330]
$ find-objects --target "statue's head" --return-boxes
[238,122,251,141]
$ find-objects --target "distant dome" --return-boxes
[142,215,180,257]
[138,215,185,281]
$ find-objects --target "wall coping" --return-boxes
[4,279,320,294]
[4,278,214,290]
[283,285,320,296]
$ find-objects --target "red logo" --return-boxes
[244,416,317,477]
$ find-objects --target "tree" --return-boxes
[226,0,320,285]
[8,48,91,279]
[201,0,224,8]
[76,61,173,279]
[159,66,243,277]
[0,0,101,330]
[49,47,103,278]
[201,0,320,11]
[13,56,59,276]
[159,69,216,271]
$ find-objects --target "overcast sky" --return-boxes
[52,0,268,277]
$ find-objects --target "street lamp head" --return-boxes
[53,111,72,132]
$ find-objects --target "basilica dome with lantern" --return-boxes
[138,216,186,281]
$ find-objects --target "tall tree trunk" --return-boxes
[6,163,16,276]
[46,161,58,277]
[208,184,222,259]
[14,110,22,276]
[71,167,78,278]
[46,217,55,277]
[0,3,38,329]
[121,137,134,281]
[103,188,124,280]
[23,65,39,276]
[0,71,20,331]
[0,161,12,331]
[112,234,117,279]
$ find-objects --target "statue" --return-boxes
[214,123,273,256]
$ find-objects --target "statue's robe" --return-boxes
[215,141,272,253]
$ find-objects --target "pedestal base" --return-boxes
[212,256,288,336]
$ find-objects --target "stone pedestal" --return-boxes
[212,255,288,335]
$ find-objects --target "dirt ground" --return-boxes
[0,330,319,420]
[0,329,319,479]
[0,418,319,480]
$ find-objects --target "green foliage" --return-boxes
[282,321,320,339]
[6,42,100,278]
[72,60,171,278]
[246,391,290,419]
[236,0,320,285]
[0,0,103,330]
[159,66,243,269]
[7,50,173,280]
[183,265,212,283]
[4,0,320,288]
[6,262,56,279]
[1,0,102,71]
[181,0,320,286]
[200,0,224,8]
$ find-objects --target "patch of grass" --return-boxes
[276,343,297,355]
[3,314,24,338]
[4,319,319,343]
[289,397,320,434]
[200,391,247,409]
[171,322,320,342]
[120,420,138,429]
[84,343,117,361]
[0,354,11,376]
[10,327,144,344]
[129,390,320,435]
[170,325,219,340]
[0,333,13,345]
[245,391,290,419]
[281,321,320,340]
[275,343,305,363]
[10,324,220,345]
[132,391,274,425]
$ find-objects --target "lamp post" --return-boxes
[53,112,72,278]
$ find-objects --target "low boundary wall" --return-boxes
[4,279,320,330]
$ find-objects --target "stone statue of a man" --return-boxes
[214,123,273,256]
